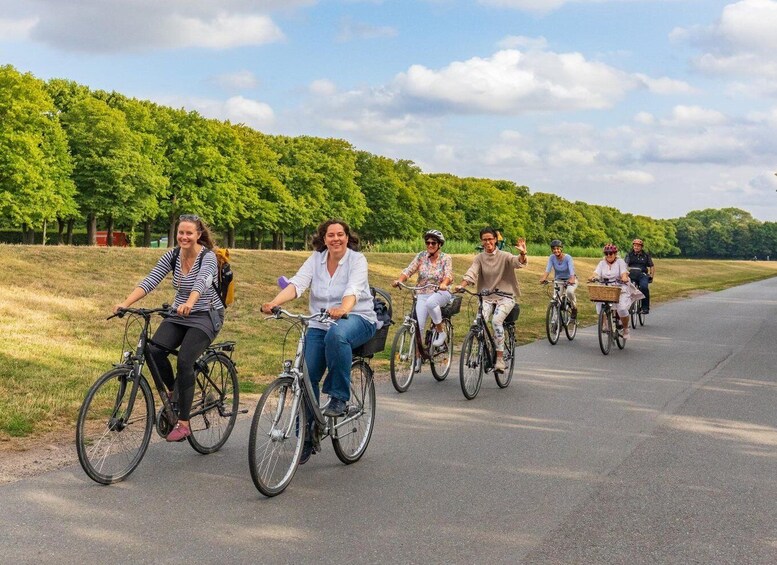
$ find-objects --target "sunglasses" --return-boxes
[179,214,200,222]
[604,252,615,256]
[425,240,439,246]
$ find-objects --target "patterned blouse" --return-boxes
[402,251,453,295]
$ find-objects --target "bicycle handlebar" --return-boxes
[108,304,173,320]
[455,287,513,299]
[265,307,341,324]
[396,282,439,292]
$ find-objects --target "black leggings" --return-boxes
[147,322,211,420]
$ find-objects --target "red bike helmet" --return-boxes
[603,243,618,254]
[632,238,643,245]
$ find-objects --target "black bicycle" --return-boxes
[542,279,577,344]
[587,279,626,355]
[76,306,240,484]
[389,282,459,392]
[628,268,646,328]
[457,288,518,399]
[248,308,381,497]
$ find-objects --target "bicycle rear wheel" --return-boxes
[430,319,453,381]
[332,361,376,464]
[76,368,154,485]
[545,302,561,344]
[390,324,416,392]
[495,325,515,388]
[598,308,612,355]
[616,317,626,350]
[187,353,239,454]
[638,299,646,326]
[563,304,577,340]
[248,377,303,497]
[459,330,484,400]
[630,300,638,329]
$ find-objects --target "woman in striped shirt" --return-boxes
[114,215,225,442]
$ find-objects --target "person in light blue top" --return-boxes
[261,219,377,464]
[539,239,578,320]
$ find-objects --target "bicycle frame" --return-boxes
[396,282,442,361]
[268,309,368,444]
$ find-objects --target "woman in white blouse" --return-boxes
[589,243,632,339]
[262,220,377,461]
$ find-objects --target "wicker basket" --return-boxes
[440,295,462,319]
[353,325,389,358]
[587,284,621,303]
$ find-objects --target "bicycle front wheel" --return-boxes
[76,368,154,485]
[630,301,638,329]
[563,304,577,340]
[638,299,646,326]
[459,330,484,400]
[495,325,515,388]
[187,353,239,454]
[545,302,561,345]
[430,319,453,381]
[248,377,304,497]
[598,308,612,355]
[390,324,416,392]
[332,360,376,464]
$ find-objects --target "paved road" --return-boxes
[2,278,777,564]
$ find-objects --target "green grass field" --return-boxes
[2,244,776,447]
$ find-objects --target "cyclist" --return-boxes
[454,227,528,372]
[261,219,377,464]
[624,238,654,314]
[392,230,453,360]
[589,243,632,339]
[539,239,578,321]
[113,214,225,442]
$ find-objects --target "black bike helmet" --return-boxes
[424,229,445,246]
[550,239,563,248]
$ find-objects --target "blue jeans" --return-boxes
[304,315,376,403]
[632,273,650,309]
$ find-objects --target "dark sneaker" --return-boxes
[166,423,191,442]
[323,398,347,417]
[570,308,578,321]
[642,308,649,314]
[299,441,315,465]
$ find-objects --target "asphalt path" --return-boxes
[2,277,777,564]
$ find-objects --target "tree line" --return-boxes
[2,64,776,258]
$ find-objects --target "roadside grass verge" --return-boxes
[1,244,775,446]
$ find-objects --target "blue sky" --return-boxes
[2,0,777,221]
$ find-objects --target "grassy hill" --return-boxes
[2,244,776,446]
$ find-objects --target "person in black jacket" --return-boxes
[624,238,654,314]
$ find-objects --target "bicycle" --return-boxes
[76,306,241,485]
[457,288,518,400]
[542,279,578,344]
[389,282,459,392]
[248,308,379,497]
[628,268,647,328]
[587,279,626,355]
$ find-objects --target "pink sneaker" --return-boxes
[166,423,191,442]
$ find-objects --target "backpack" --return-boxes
[170,247,234,308]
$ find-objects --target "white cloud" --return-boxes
[496,35,548,50]
[164,95,275,130]
[633,73,696,95]
[597,170,655,184]
[336,17,397,42]
[479,0,687,14]
[395,49,638,113]
[309,79,338,96]
[319,110,429,145]
[213,70,259,91]
[661,105,728,127]
[0,17,38,41]
[676,0,777,80]
[19,0,298,53]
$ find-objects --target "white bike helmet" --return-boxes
[424,229,445,246]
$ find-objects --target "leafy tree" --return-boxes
[0,65,77,243]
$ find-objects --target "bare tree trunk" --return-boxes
[42,219,47,245]
[227,227,236,248]
[87,214,97,245]
[57,218,65,245]
[66,219,74,245]
[143,222,152,247]
[106,215,114,247]
[250,230,256,249]
[168,212,176,248]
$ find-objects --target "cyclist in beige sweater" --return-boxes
[455,227,528,372]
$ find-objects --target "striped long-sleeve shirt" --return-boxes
[138,247,222,311]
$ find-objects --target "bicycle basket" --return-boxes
[587,284,621,302]
[352,325,389,358]
[440,295,462,318]
[352,286,393,358]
